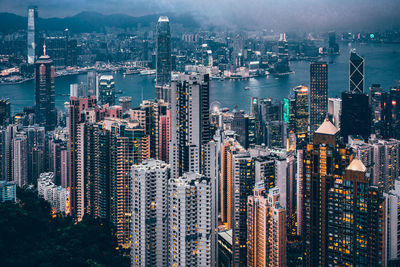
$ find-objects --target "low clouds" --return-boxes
[2,0,399,31]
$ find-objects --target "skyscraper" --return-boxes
[68,96,97,218]
[0,99,11,126]
[340,91,370,141]
[247,184,286,267]
[349,50,364,94]
[158,110,171,163]
[98,75,115,106]
[131,159,169,267]
[35,46,56,131]
[309,62,328,132]
[219,138,246,228]
[156,16,171,87]
[27,6,38,64]
[301,118,353,266]
[168,172,216,267]
[170,73,210,178]
[327,158,385,266]
[231,152,255,266]
[288,85,309,145]
[13,132,28,187]
[369,84,384,137]
[384,180,400,263]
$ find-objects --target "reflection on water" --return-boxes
[1,43,399,113]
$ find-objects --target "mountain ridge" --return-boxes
[0,11,199,34]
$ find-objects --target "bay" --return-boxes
[1,42,399,114]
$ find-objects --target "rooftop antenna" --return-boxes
[43,41,46,56]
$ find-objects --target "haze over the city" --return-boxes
[1,0,400,30]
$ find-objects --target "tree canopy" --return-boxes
[0,187,130,267]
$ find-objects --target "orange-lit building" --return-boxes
[247,183,286,267]
[301,118,353,266]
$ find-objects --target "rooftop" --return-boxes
[346,158,367,172]
[315,118,339,135]
[158,16,169,22]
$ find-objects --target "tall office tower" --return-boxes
[326,158,385,266]
[131,100,168,159]
[131,160,169,267]
[27,6,38,64]
[340,91,370,141]
[275,33,291,74]
[98,75,115,106]
[349,50,364,94]
[48,138,68,186]
[384,180,400,263]
[288,85,309,145]
[219,138,246,228]
[156,84,171,103]
[158,110,171,163]
[0,99,10,126]
[169,172,216,267]
[232,152,255,266]
[104,118,148,248]
[156,16,171,87]
[231,110,249,149]
[296,149,304,236]
[13,133,28,187]
[301,118,353,266]
[170,73,210,178]
[382,86,400,139]
[250,97,260,121]
[25,125,46,185]
[70,83,87,98]
[247,184,286,267]
[265,120,287,148]
[44,35,68,68]
[118,96,132,113]
[0,130,6,180]
[76,122,111,220]
[87,71,97,96]
[371,138,400,191]
[328,31,339,54]
[348,136,375,181]
[4,124,17,181]
[35,47,56,131]
[68,96,97,218]
[369,84,384,137]
[309,62,328,132]
[327,98,341,129]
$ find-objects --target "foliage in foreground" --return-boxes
[0,187,129,267]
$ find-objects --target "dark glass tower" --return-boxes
[27,6,38,64]
[35,46,56,131]
[156,16,171,87]
[349,50,364,94]
[0,99,10,126]
[310,62,328,132]
[340,91,370,141]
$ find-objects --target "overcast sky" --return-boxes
[1,0,399,31]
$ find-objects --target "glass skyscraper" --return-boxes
[310,61,328,132]
[27,6,38,64]
[156,16,171,87]
[349,49,365,94]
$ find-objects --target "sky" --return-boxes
[1,0,400,31]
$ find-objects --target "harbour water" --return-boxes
[1,42,399,114]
